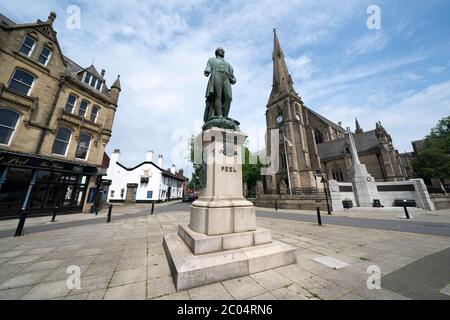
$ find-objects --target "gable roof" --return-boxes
[116,161,188,181]
[317,130,380,161]
[2,13,67,67]
[306,107,346,134]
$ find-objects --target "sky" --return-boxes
[1,0,450,177]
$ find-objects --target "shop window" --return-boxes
[0,168,32,211]
[0,109,20,145]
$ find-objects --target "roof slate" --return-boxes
[317,130,380,160]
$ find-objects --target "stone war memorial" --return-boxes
[163,48,296,291]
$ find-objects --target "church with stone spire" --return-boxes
[262,31,407,196]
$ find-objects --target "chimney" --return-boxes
[101,69,105,78]
[110,149,121,164]
[145,149,154,162]
[171,164,176,174]
[157,155,163,168]
[178,169,184,177]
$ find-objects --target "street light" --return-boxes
[282,132,293,196]
[315,168,332,215]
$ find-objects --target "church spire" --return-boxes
[355,118,363,134]
[267,29,299,107]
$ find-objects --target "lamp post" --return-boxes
[315,169,332,215]
[282,132,293,196]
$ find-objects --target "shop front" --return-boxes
[0,151,97,220]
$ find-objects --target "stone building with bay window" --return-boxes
[0,12,121,219]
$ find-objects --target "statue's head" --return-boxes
[215,47,225,58]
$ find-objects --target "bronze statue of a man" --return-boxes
[204,48,236,122]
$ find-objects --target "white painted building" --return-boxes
[105,149,187,203]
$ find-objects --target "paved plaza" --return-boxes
[0,202,449,300]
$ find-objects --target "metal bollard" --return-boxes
[95,205,99,216]
[107,204,112,223]
[316,207,323,226]
[51,206,58,223]
[151,202,155,215]
[14,209,28,237]
[403,205,410,220]
[275,201,278,212]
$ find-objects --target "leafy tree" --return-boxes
[242,146,262,192]
[412,116,450,182]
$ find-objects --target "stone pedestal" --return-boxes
[163,127,296,291]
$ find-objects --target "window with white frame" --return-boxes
[19,35,36,57]
[0,109,20,145]
[52,128,72,156]
[38,45,53,66]
[76,133,91,160]
[84,72,92,85]
[90,105,99,123]
[8,69,36,96]
[78,100,89,118]
[64,94,77,113]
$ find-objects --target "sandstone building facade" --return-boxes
[0,12,121,218]
[263,31,407,195]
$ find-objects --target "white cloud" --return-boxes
[2,0,449,176]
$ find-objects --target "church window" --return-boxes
[332,168,344,182]
[315,129,324,144]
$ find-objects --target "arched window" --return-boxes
[78,100,89,118]
[0,109,20,145]
[8,69,36,96]
[90,105,100,123]
[332,168,344,182]
[314,129,324,144]
[52,128,72,156]
[64,94,78,113]
[76,133,91,160]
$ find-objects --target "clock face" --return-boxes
[295,113,301,121]
[276,115,283,124]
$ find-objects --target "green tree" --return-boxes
[412,116,450,182]
[242,146,262,193]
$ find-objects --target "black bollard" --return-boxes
[95,205,99,216]
[151,202,155,215]
[275,201,278,212]
[14,209,28,237]
[403,205,410,220]
[316,207,323,226]
[51,206,58,223]
[107,204,112,223]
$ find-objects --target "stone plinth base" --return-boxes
[163,233,297,291]
[178,224,272,255]
[190,199,256,235]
